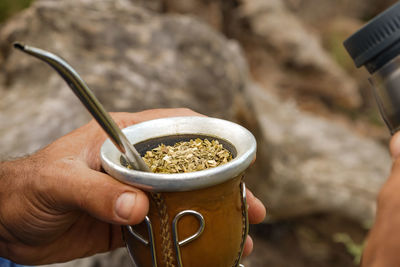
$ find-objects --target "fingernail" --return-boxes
[115,192,137,221]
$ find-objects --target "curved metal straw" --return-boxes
[13,42,149,172]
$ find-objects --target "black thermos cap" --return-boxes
[344,1,400,73]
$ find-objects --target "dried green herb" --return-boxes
[142,138,232,173]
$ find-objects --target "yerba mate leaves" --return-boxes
[142,138,232,173]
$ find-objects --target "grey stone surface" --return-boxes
[237,0,362,109]
[0,0,248,158]
[39,248,133,267]
[0,0,391,226]
[283,0,398,24]
[245,82,390,224]
[0,0,393,266]
[159,0,363,110]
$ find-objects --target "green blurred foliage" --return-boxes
[333,233,365,265]
[0,0,34,23]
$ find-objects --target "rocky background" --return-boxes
[0,0,398,266]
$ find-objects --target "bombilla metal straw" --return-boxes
[13,42,149,172]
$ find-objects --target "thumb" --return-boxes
[50,161,149,225]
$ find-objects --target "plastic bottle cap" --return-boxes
[344,2,400,73]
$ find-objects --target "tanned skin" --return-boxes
[0,109,266,265]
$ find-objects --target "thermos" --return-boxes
[344,1,400,134]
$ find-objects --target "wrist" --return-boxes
[0,160,13,258]
[0,158,32,259]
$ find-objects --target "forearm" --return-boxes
[0,156,45,258]
[0,156,62,264]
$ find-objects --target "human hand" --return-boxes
[361,132,400,266]
[0,108,265,265]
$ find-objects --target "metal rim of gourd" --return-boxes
[100,116,257,192]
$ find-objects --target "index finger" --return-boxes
[111,108,205,128]
[246,189,266,224]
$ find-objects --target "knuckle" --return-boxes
[176,107,196,114]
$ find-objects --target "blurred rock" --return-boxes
[236,0,362,110]
[162,0,224,31]
[283,0,398,25]
[155,0,391,143]
[158,0,363,111]
[0,0,393,266]
[319,17,364,73]
[242,214,367,267]
[0,0,249,158]
[40,249,131,267]
[245,83,390,224]
[0,0,390,227]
